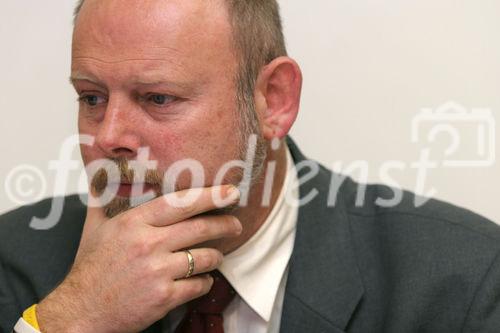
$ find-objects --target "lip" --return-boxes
[113,183,157,197]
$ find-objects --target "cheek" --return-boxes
[79,144,103,167]
[149,119,242,183]
[78,116,91,135]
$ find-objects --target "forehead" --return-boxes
[72,0,236,81]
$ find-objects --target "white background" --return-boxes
[0,0,499,223]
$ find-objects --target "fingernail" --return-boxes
[225,185,240,201]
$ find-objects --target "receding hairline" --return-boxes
[73,0,288,108]
[72,0,287,60]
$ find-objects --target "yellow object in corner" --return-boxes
[22,304,40,330]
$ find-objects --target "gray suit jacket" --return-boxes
[1,139,500,332]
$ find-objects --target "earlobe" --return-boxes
[255,57,302,140]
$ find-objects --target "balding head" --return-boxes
[73,0,287,95]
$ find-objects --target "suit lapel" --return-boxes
[280,138,364,333]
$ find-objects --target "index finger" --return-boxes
[124,185,240,227]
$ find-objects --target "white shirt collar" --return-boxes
[219,147,299,322]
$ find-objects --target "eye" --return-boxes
[78,94,107,107]
[147,94,176,106]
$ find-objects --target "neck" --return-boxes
[216,141,289,254]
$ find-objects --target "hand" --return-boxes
[37,185,242,333]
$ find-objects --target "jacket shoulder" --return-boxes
[0,195,86,244]
[341,178,500,244]
[0,195,86,296]
[338,177,500,330]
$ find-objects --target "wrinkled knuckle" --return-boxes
[192,219,210,237]
[188,280,206,296]
[146,260,164,277]
[129,238,153,259]
[119,215,138,234]
[156,283,174,304]
[149,230,167,247]
[175,203,197,217]
[198,251,215,270]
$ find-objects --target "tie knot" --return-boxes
[190,270,236,315]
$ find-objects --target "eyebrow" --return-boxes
[133,79,191,90]
[69,74,103,86]
[69,74,193,92]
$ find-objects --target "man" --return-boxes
[1,0,500,332]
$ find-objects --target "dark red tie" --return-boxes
[175,270,236,333]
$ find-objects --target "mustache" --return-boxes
[90,157,164,194]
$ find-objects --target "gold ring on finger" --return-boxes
[184,250,195,278]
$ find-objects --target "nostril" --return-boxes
[110,147,136,158]
[112,147,134,154]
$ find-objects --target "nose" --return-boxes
[94,95,142,159]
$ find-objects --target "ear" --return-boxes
[254,57,303,140]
